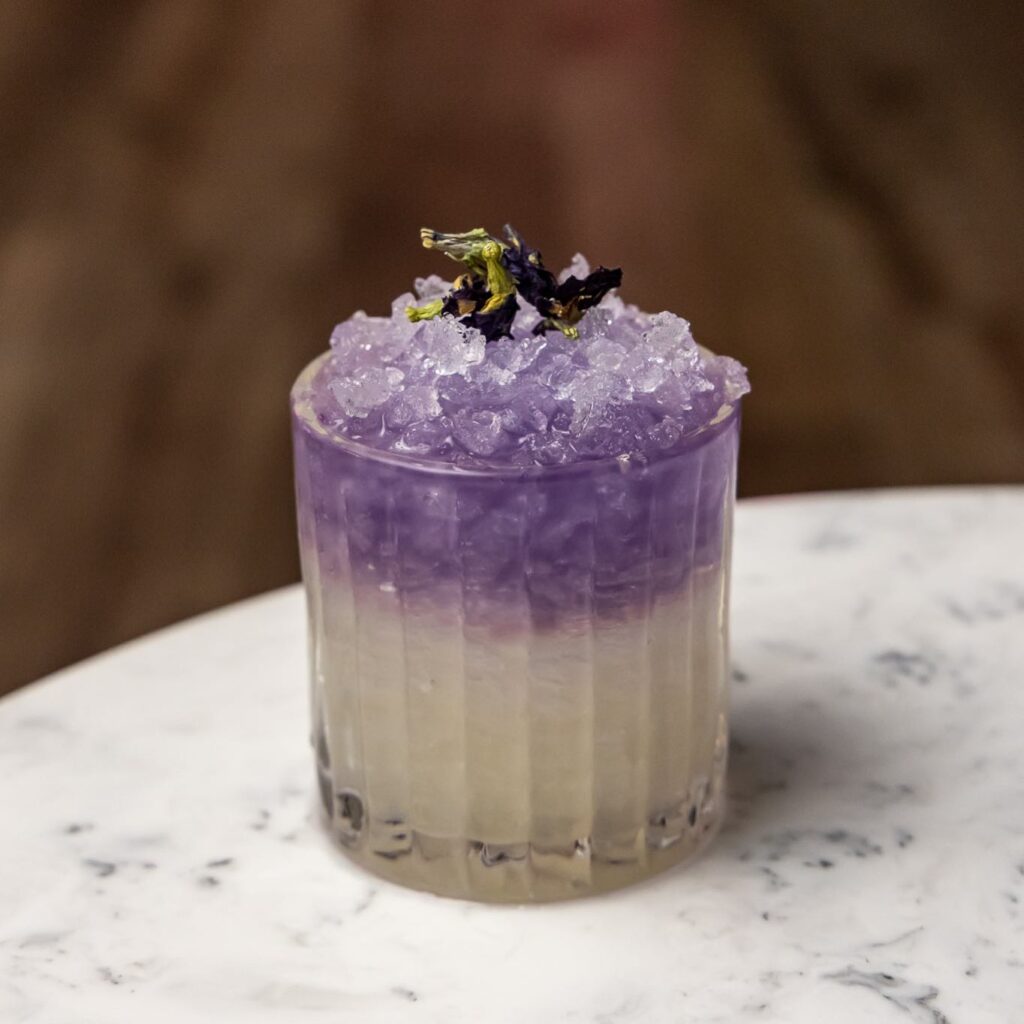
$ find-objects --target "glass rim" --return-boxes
[291,351,742,480]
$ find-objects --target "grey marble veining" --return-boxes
[1,488,1022,1023]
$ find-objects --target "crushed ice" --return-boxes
[317,259,749,465]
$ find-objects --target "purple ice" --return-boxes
[307,257,749,469]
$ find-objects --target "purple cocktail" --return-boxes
[292,231,748,901]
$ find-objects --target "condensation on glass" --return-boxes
[292,354,741,902]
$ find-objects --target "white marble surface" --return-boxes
[2,488,1023,1023]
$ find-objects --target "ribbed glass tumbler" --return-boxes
[292,355,741,902]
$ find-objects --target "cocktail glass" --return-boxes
[292,352,741,901]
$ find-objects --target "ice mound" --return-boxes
[311,260,749,467]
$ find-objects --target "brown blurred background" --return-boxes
[1,0,1022,695]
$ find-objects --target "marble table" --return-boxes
[2,488,1023,1023]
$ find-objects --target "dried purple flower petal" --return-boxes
[434,273,519,342]
[531,265,623,337]
[441,273,491,318]
[461,292,519,342]
[503,224,621,338]
[501,224,559,309]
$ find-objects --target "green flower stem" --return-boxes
[405,297,445,323]
[479,241,515,314]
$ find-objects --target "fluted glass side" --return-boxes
[292,356,740,902]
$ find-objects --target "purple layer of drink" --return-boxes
[292,238,748,901]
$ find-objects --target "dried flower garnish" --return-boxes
[407,225,622,342]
